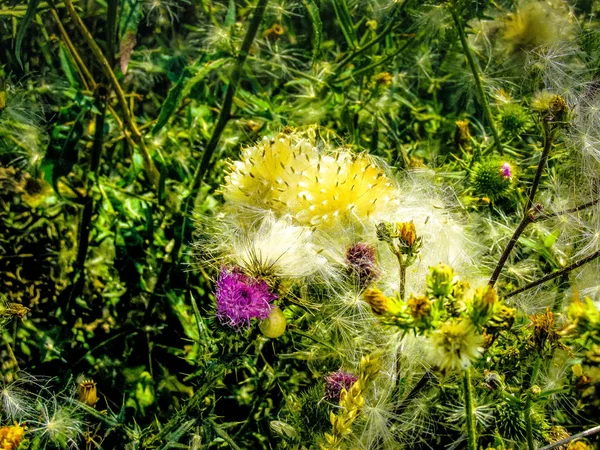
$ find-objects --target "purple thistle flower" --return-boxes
[324,370,358,402]
[215,267,277,328]
[501,162,512,179]
[346,242,380,288]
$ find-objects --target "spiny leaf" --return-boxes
[302,0,323,66]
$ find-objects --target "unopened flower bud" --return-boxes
[363,288,402,317]
[407,294,431,320]
[376,222,394,243]
[259,306,287,338]
[427,264,455,298]
[469,285,499,327]
[396,221,417,248]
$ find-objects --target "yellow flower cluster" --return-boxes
[323,354,381,450]
[223,130,396,228]
[0,423,25,450]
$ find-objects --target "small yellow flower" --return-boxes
[78,379,99,407]
[567,442,591,450]
[0,423,25,450]
[373,72,392,86]
[454,119,472,150]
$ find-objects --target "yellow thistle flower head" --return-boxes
[427,320,483,372]
[222,129,396,229]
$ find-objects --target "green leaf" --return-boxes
[331,0,357,50]
[224,0,236,27]
[58,43,79,88]
[302,0,322,65]
[152,59,228,135]
[14,0,41,67]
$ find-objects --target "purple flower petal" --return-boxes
[215,267,277,328]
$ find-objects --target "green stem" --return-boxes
[525,355,542,450]
[398,257,406,301]
[450,6,502,155]
[463,367,477,450]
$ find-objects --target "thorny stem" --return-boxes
[505,249,600,298]
[488,214,534,287]
[463,367,477,450]
[144,0,269,322]
[62,0,160,187]
[538,425,600,450]
[449,5,502,155]
[525,355,542,450]
[488,121,555,287]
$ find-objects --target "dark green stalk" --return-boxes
[449,6,502,155]
[463,368,477,450]
[488,214,533,287]
[65,86,107,315]
[526,121,553,211]
[189,0,269,209]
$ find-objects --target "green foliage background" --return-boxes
[1,0,600,448]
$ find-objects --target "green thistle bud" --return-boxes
[259,306,287,338]
[376,221,394,243]
[469,286,499,328]
[497,103,531,135]
[470,157,514,202]
[426,264,455,298]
